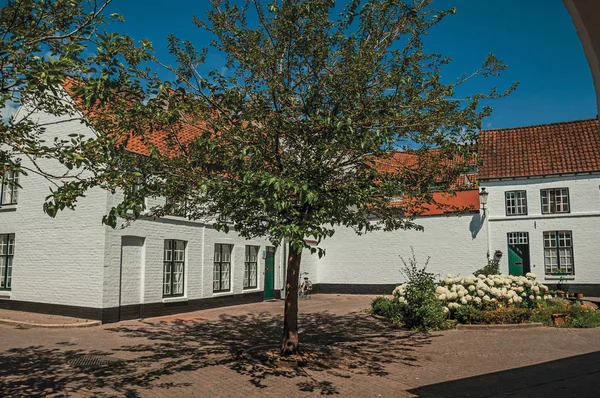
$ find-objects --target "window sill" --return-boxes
[545,276,575,281]
[242,287,260,293]
[212,291,233,297]
[0,292,11,299]
[162,296,188,304]
[0,204,17,212]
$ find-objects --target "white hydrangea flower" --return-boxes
[461,297,468,305]
[477,290,485,297]
[468,285,476,292]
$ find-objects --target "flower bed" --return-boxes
[374,271,600,329]
[394,273,549,314]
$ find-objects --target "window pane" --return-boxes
[0,257,5,288]
[250,263,257,287]
[222,244,231,262]
[0,235,6,255]
[221,263,230,291]
[5,257,11,289]
[213,264,221,291]
[173,262,184,294]
[543,232,556,248]
[7,236,14,255]
[243,265,249,288]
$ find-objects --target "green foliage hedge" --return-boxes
[455,306,531,324]
[371,296,404,323]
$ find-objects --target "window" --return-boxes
[0,234,14,290]
[0,171,19,205]
[508,232,528,245]
[244,246,259,289]
[165,196,188,217]
[213,244,232,292]
[505,191,527,216]
[541,188,569,214]
[544,231,574,275]
[163,240,185,297]
[130,176,144,198]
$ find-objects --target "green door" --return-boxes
[264,247,275,299]
[507,232,530,276]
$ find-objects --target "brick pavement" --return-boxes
[0,295,599,397]
[0,308,99,327]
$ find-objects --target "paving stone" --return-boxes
[0,295,598,397]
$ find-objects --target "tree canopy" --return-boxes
[5,0,516,355]
[0,0,152,199]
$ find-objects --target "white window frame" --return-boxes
[163,240,186,297]
[213,244,232,292]
[0,234,15,291]
[0,171,19,206]
[541,188,570,214]
[543,231,574,275]
[244,245,259,289]
[505,190,527,216]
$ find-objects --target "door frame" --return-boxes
[507,232,531,276]
[264,246,275,299]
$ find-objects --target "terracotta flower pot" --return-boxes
[576,293,584,299]
[551,313,569,327]
[557,291,566,298]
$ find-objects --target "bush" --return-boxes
[434,273,548,312]
[567,304,600,328]
[396,250,447,331]
[473,258,500,277]
[455,305,531,324]
[371,296,404,323]
[531,298,571,325]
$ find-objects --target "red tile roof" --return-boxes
[62,78,208,157]
[394,189,480,216]
[479,118,600,179]
[376,152,479,215]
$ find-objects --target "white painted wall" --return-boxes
[481,174,600,285]
[0,107,109,308]
[314,214,488,286]
[102,208,282,308]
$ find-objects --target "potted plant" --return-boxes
[551,313,569,327]
[557,291,566,298]
[576,292,584,299]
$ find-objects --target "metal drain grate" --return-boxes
[66,355,124,369]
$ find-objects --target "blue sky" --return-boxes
[10,0,597,129]
[103,0,597,130]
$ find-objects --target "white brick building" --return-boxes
[1,102,599,321]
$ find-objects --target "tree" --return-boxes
[44,0,516,355]
[0,0,152,197]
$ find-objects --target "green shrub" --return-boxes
[567,304,600,328]
[455,305,531,324]
[473,258,500,277]
[371,296,404,323]
[531,298,572,326]
[400,251,447,331]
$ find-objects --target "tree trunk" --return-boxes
[281,243,302,356]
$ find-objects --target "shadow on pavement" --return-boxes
[408,350,600,398]
[0,310,432,397]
